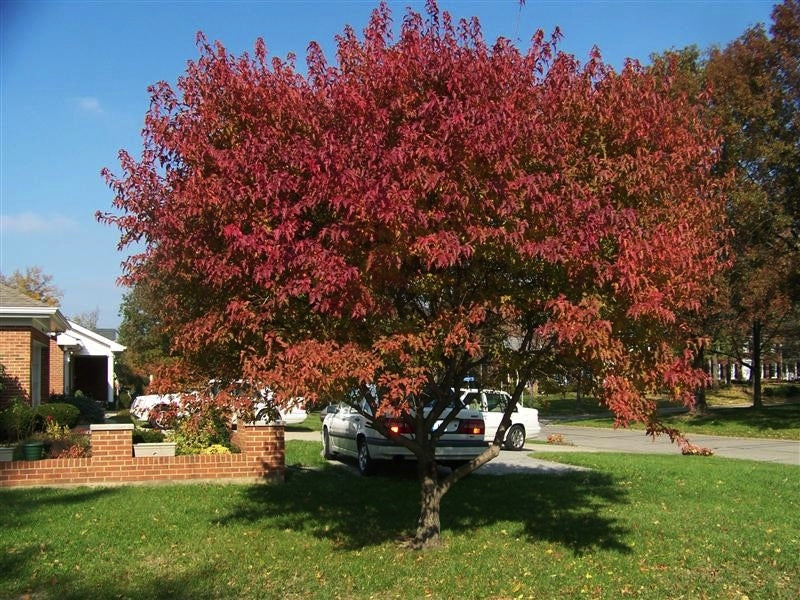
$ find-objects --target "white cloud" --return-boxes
[75,96,104,114]
[1,212,78,233]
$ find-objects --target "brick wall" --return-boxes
[48,338,64,396]
[0,327,34,404]
[0,326,53,407]
[0,423,285,488]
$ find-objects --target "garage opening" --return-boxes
[72,355,108,404]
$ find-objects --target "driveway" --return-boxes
[285,424,799,474]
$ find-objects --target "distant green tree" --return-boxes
[116,280,171,393]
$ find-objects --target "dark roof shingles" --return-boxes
[0,283,53,309]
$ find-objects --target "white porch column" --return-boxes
[62,350,71,395]
[106,353,115,406]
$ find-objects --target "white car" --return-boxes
[253,396,308,426]
[460,389,540,450]
[218,380,308,426]
[321,392,488,475]
[130,389,307,428]
[129,393,182,428]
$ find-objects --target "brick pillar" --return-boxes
[238,424,285,482]
[90,423,134,459]
[48,338,64,396]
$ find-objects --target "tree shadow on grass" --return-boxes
[443,470,631,555]
[3,558,222,600]
[215,461,631,554]
[0,486,120,529]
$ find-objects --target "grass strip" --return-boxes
[558,403,800,440]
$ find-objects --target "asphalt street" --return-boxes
[535,423,800,465]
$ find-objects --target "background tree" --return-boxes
[115,280,172,395]
[71,307,100,329]
[100,2,728,547]
[648,1,800,408]
[0,266,63,306]
[707,1,799,408]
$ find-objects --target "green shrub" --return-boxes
[538,377,577,396]
[36,403,80,428]
[763,384,800,398]
[118,390,132,409]
[132,428,165,444]
[48,394,105,424]
[0,398,36,443]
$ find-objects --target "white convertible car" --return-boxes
[460,389,540,450]
[130,388,307,428]
[321,393,488,475]
[129,393,183,428]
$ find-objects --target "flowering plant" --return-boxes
[39,415,90,458]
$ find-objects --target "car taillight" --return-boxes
[386,418,413,435]
[457,419,485,435]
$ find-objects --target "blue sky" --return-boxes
[0,0,776,328]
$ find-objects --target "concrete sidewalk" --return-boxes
[533,423,800,466]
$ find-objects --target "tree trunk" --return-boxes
[692,345,708,414]
[413,457,443,548]
[752,319,763,408]
[710,351,719,388]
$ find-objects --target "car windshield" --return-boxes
[420,388,462,409]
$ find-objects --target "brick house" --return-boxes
[0,283,124,408]
[0,283,69,407]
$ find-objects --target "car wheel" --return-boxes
[505,424,526,451]
[150,404,171,429]
[255,408,269,422]
[357,439,376,476]
[322,428,334,459]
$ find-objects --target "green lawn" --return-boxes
[1,441,797,599]
[558,403,800,440]
[286,410,324,433]
[531,383,800,440]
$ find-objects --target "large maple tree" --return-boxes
[100,2,728,547]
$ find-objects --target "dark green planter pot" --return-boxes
[22,441,44,460]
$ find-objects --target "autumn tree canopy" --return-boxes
[0,266,63,307]
[101,2,728,546]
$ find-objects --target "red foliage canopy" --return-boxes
[101,2,728,428]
